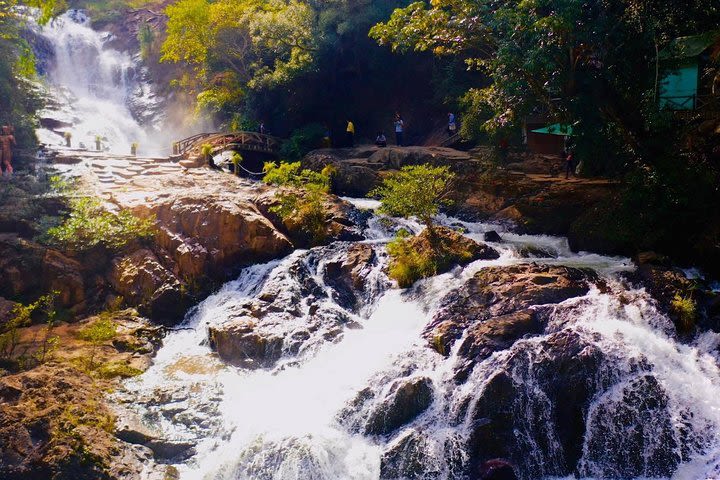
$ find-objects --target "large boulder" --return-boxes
[322,243,383,311]
[364,376,434,436]
[389,227,500,288]
[465,330,607,478]
[208,243,381,368]
[253,188,365,248]
[0,235,85,311]
[424,264,596,355]
[108,249,189,324]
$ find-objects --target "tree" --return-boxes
[370,164,454,231]
[371,0,720,173]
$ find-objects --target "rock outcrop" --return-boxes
[208,243,384,368]
[0,312,165,480]
[303,146,477,197]
[424,264,597,356]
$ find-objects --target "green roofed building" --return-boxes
[658,31,720,111]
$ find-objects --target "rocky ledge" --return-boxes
[0,310,171,480]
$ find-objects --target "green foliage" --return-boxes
[43,197,155,252]
[279,123,327,161]
[370,164,454,228]
[78,315,117,370]
[371,0,720,171]
[137,23,154,60]
[386,233,437,288]
[0,292,57,363]
[200,143,213,158]
[263,161,331,243]
[671,293,697,333]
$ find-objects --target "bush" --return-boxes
[43,197,155,251]
[0,293,58,364]
[385,226,488,287]
[370,164,454,229]
[386,232,437,288]
[263,161,332,244]
[671,294,697,333]
[78,315,117,369]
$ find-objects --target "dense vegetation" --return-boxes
[159,0,451,144]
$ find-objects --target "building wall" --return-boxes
[659,61,699,110]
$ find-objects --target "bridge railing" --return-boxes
[174,131,282,157]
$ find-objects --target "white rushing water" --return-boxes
[31,10,165,155]
[117,202,720,480]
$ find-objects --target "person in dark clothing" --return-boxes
[375,132,387,147]
[565,150,575,179]
[476,459,518,480]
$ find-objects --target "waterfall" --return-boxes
[116,202,720,480]
[31,10,163,155]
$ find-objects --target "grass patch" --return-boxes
[386,226,493,287]
[96,360,143,379]
[671,293,697,333]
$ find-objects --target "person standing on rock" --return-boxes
[394,113,404,146]
[0,126,16,177]
[346,120,355,147]
[565,149,575,179]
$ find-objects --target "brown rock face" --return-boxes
[108,249,188,323]
[0,235,85,311]
[302,146,476,197]
[135,193,294,281]
[424,264,597,355]
[208,319,284,369]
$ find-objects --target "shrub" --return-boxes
[78,315,117,369]
[0,293,57,363]
[263,161,331,243]
[671,293,697,333]
[385,226,488,287]
[386,232,437,287]
[43,197,155,251]
[370,164,455,229]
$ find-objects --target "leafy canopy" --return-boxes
[371,164,454,228]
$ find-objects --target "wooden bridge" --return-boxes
[173,131,282,158]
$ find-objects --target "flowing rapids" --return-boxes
[116,201,720,480]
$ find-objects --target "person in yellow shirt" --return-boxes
[346,120,355,147]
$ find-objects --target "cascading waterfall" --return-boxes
[117,199,720,480]
[31,10,163,155]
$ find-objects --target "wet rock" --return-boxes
[517,245,558,259]
[466,330,609,478]
[579,375,682,478]
[483,231,503,243]
[323,243,379,310]
[425,264,596,355]
[209,319,284,368]
[380,429,442,479]
[365,377,434,436]
[454,310,542,381]
[625,256,697,332]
